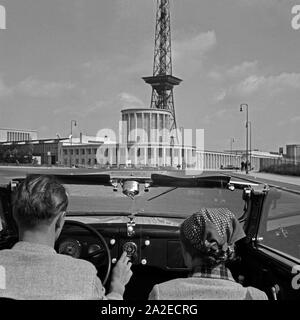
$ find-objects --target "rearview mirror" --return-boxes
[122,181,139,199]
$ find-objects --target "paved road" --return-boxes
[229,171,300,193]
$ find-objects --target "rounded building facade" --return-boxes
[121,108,173,144]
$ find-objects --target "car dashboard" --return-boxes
[56,215,190,299]
[57,216,187,271]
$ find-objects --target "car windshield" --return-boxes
[258,187,300,261]
[65,183,245,219]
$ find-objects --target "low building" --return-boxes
[0,133,112,166]
[0,128,37,142]
[60,143,102,167]
[286,144,300,164]
[0,138,66,165]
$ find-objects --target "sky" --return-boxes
[0,0,300,152]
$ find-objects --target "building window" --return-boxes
[81,149,85,155]
[88,149,91,155]
[63,149,68,156]
[159,148,162,157]
[93,148,97,154]
[76,149,79,155]
[70,149,73,155]
[88,159,91,165]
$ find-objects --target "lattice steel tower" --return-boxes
[143,0,182,131]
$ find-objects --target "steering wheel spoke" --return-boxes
[56,220,112,286]
[86,248,105,259]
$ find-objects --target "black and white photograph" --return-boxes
[0,0,299,307]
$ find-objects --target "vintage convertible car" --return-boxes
[0,171,299,300]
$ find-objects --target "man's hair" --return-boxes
[13,175,68,229]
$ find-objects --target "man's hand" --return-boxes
[109,251,133,297]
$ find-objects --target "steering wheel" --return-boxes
[57,220,112,286]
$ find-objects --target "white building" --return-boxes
[58,110,243,171]
[0,128,37,142]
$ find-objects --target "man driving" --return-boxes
[0,174,132,300]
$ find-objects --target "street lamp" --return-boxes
[230,138,235,154]
[180,127,185,169]
[240,104,249,174]
[70,120,77,146]
[170,135,174,168]
[248,121,252,171]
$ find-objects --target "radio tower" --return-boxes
[143,0,182,131]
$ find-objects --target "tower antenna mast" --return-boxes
[143,0,182,131]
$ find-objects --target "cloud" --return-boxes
[278,115,300,126]
[173,31,217,76]
[53,99,107,118]
[81,59,113,79]
[0,76,76,100]
[213,90,227,103]
[213,71,300,103]
[119,92,146,108]
[208,60,258,83]
[174,31,217,59]
[84,100,106,114]
[235,0,286,6]
[16,77,75,98]
[235,72,300,96]
[202,109,227,125]
[0,77,13,98]
[234,75,266,96]
[226,61,258,78]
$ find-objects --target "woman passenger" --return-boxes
[148,208,268,300]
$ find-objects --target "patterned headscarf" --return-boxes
[181,208,245,255]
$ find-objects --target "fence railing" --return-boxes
[259,158,300,176]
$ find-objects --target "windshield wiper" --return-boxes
[147,187,178,201]
[151,173,230,188]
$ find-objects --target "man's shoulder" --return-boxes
[0,246,97,277]
[55,253,97,274]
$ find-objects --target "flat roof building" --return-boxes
[286,144,300,164]
[0,128,37,142]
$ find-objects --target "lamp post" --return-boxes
[170,135,174,168]
[180,127,185,169]
[249,121,252,171]
[70,120,77,146]
[230,138,235,154]
[240,104,249,174]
